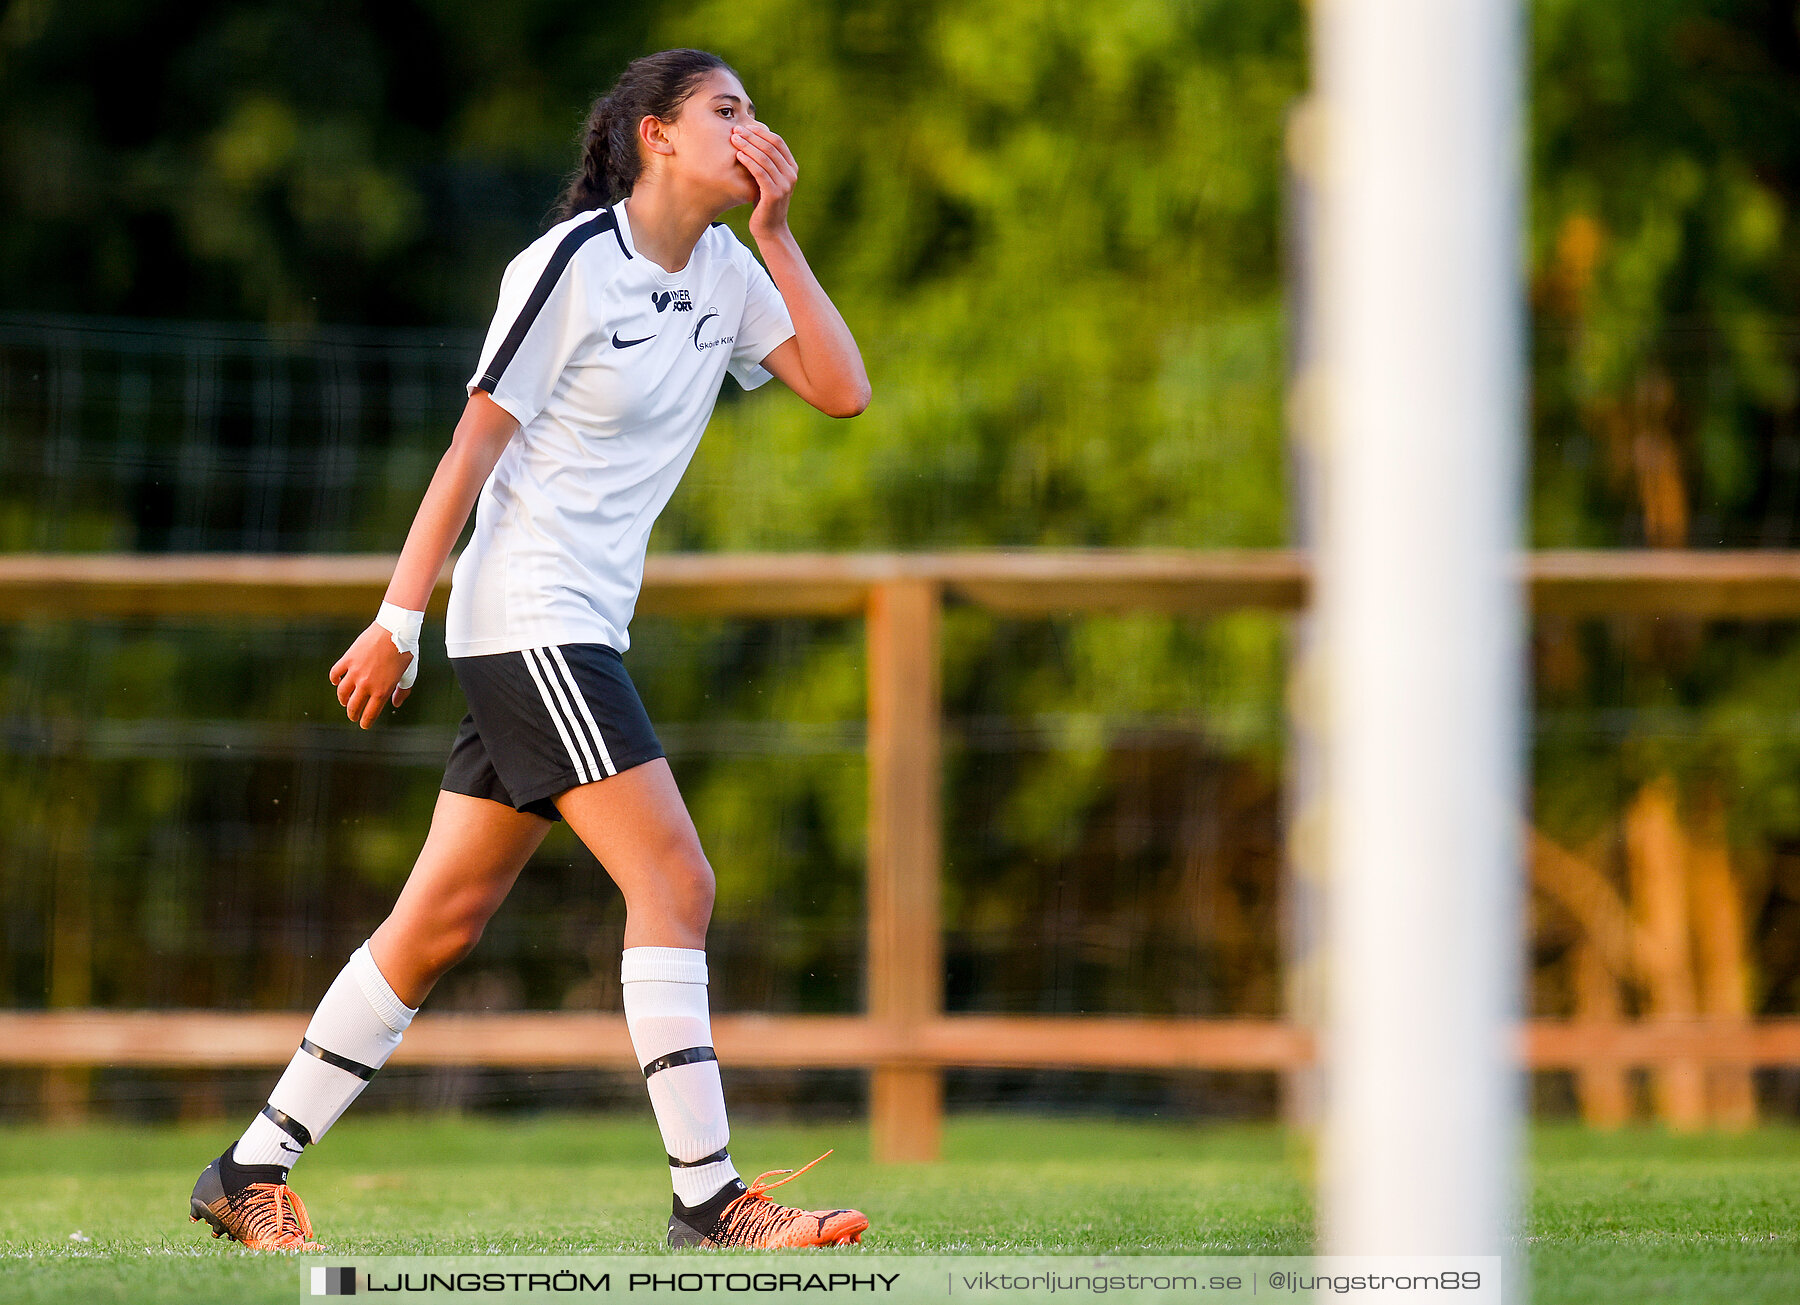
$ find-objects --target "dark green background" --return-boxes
[4,0,1800,1121]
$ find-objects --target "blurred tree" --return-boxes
[0,0,652,324]
[1530,0,1800,1124]
[0,0,1309,1062]
[10,0,1800,1126]
[1532,0,1800,550]
[648,0,1302,1021]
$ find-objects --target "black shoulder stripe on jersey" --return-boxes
[476,208,620,395]
[300,1036,378,1081]
[608,203,632,259]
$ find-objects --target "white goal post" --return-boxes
[1311,0,1525,1273]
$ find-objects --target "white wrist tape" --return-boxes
[374,602,424,690]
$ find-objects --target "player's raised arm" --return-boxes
[328,391,519,729]
[730,119,870,419]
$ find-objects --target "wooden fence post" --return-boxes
[44,762,95,1125]
[1689,786,1757,1129]
[865,577,944,1162]
[1626,777,1708,1129]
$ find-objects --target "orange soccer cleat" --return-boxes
[189,1149,323,1252]
[667,1150,869,1249]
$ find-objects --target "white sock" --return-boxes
[232,942,418,1172]
[620,945,741,1206]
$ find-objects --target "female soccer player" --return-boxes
[188,48,872,1253]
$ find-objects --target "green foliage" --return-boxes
[13,0,1800,1029]
[661,0,1298,551]
[1,0,1302,545]
[2,4,1306,1021]
[1529,3,1800,887]
[0,0,653,324]
[638,3,1304,997]
[1532,0,1800,548]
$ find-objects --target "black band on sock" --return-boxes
[642,1046,717,1078]
[261,1104,313,1148]
[301,1037,379,1081]
[668,1145,731,1169]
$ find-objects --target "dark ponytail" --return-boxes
[554,48,734,222]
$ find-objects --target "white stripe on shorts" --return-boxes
[547,645,616,776]
[520,647,593,784]
[529,647,606,783]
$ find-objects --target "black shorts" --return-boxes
[441,643,666,821]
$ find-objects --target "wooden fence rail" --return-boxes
[5,550,1800,1155]
[12,547,1800,618]
[8,1011,1800,1071]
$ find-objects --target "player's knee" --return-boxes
[692,856,716,920]
[665,846,715,927]
[423,901,491,974]
[439,917,487,969]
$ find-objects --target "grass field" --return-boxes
[1,1114,1796,1303]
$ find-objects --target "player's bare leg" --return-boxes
[368,791,554,1006]
[556,761,868,1248]
[190,793,550,1250]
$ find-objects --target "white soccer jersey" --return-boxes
[445,199,795,657]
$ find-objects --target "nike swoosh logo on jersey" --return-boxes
[612,331,655,348]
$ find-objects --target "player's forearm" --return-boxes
[752,227,870,416]
[383,397,517,612]
[382,455,480,612]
